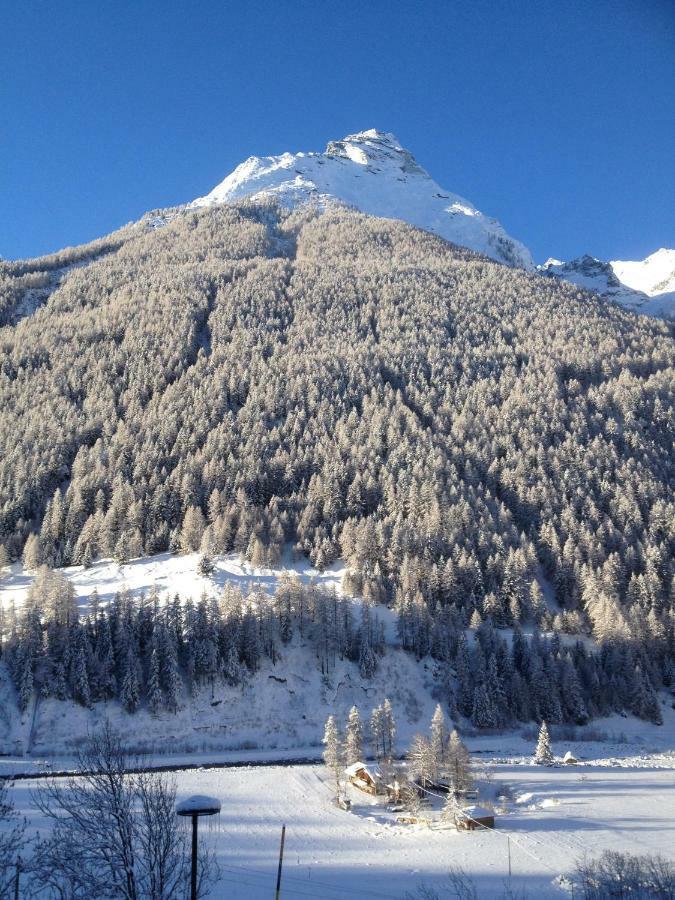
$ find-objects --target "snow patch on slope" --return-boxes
[611,248,675,297]
[192,129,534,269]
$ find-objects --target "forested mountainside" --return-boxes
[0,201,673,707]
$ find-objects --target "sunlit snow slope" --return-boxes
[192,129,534,269]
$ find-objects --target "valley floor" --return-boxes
[5,760,675,899]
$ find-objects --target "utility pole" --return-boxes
[507,836,512,879]
[275,824,286,900]
[190,813,198,900]
[14,857,21,900]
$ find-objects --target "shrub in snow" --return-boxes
[322,714,343,801]
[30,724,218,899]
[574,850,675,899]
[0,779,25,897]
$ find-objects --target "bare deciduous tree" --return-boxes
[30,724,218,899]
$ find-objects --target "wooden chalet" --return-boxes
[345,762,383,795]
[455,806,495,831]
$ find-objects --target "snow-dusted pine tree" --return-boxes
[471,683,496,729]
[441,785,462,823]
[430,704,448,774]
[370,705,385,760]
[344,706,363,764]
[72,648,91,708]
[382,698,396,760]
[322,714,343,801]
[447,729,473,794]
[120,650,140,714]
[406,734,434,788]
[147,648,162,714]
[534,721,554,765]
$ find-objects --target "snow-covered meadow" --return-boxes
[5,759,675,899]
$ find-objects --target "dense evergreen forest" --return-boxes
[0,200,673,721]
[1,568,662,726]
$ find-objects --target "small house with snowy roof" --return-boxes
[455,806,495,831]
[345,762,383,795]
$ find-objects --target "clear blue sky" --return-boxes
[1,0,673,263]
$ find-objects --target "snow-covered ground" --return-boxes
[2,551,675,897]
[0,551,444,760]
[0,549,345,614]
[4,760,675,899]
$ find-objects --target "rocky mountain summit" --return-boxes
[192,129,534,269]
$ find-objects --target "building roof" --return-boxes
[458,806,494,821]
[345,762,382,780]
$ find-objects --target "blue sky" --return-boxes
[1,0,673,263]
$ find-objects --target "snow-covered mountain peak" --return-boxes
[541,249,675,319]
[192,130,534,269]
[611,247,675,297]
[324,129,427,175]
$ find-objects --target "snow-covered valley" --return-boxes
[4,758,675,899]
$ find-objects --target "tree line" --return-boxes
[0,568,663,726]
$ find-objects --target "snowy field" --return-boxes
[0,549,346,614]
[2,552,675,896]
[5,760,675,899]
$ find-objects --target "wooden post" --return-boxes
[275,824,286,900]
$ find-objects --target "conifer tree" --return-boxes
[471,683,496,729]
[344,705,363,764]
[180,506,206,553]
[534,721,554,765]
[370,705,385,760]
[22,534,42,570]
[17,649,33,712]
[406,734,434,788]
[447,729,473,794]
[120,650,140,713]
[382,698,396,760]
[322,714,343,802]
[441,785,462,824]
[147,648,162,714]
[430,704,448,775]
[72,648,91,708]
